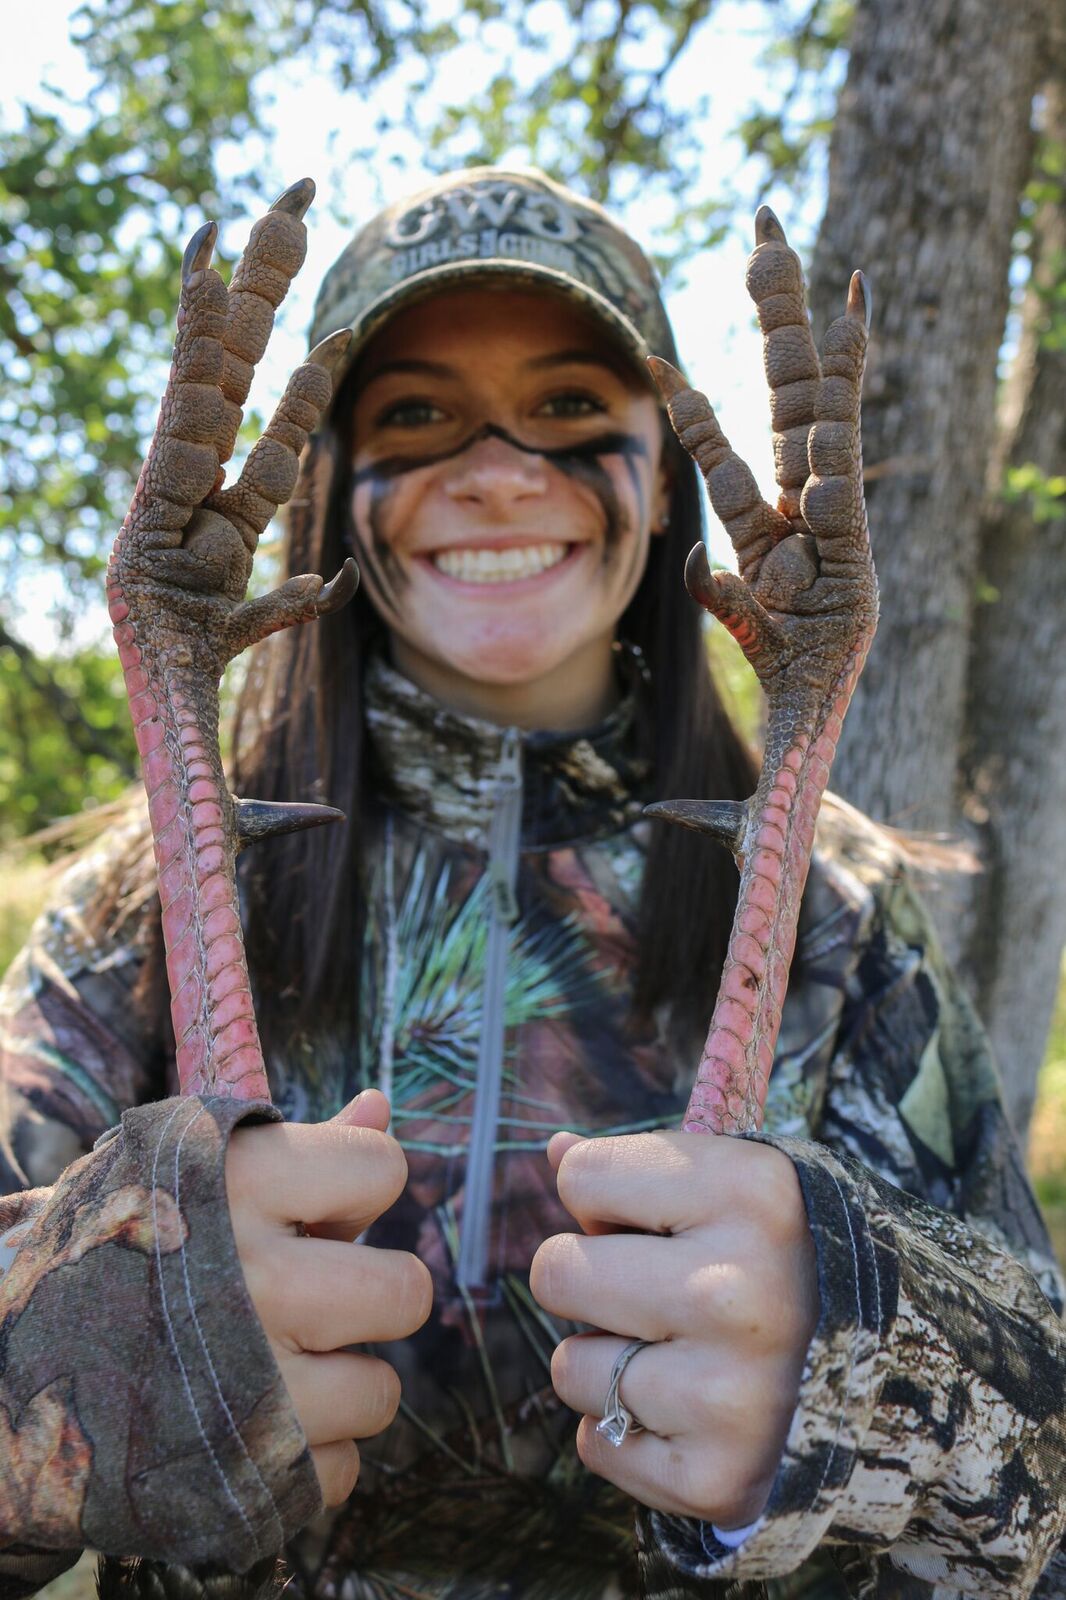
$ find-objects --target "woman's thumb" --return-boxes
[331,1087,392,1133]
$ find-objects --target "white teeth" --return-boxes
[432,543,569,583]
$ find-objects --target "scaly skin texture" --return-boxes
[651,208,877,1135]
[107,180,356,1100]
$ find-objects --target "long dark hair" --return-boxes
[231,313,758,1061]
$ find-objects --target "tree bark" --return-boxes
[807,0,1041,832]
[806,0,1066,1132]
[957,71,1066,1133]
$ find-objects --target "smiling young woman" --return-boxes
[0,168,1062,1600]
[232,175,756,1072]
[345,288,669,727]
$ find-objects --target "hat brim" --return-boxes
[322,256,655,390]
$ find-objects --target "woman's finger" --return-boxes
[247,1235,432,1353]
[531,1230,745,1343]
[551,1130,803,1239]
[309,1439,361,1508]
[573,1414,773,1531]
[278,1348,401,1446]
[304,1090,393,1238]
[547,1331,787,1446]
[532,1222,814,1351]
[226,1117,408,1232]
[552,1333,663,1433]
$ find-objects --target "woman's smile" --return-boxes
[427,540,574,585]
[348,287,669,729]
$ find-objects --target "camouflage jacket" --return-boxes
[0,659,1063,1599]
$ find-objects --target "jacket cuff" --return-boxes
[640,1134,898,1588]
[0,1095,322,1571]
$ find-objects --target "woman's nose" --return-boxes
[443,431,549,508]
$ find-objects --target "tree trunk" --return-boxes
[808,0,1041,832]
[957,69,1066,1133]
[806,0,1066,1133]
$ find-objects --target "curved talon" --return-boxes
[847,269,873,328]
[316,556,360,615]
[269,177,316,220]
[754,205,787,246]
[308,328,353,375]
[647,353,687,404]
[234,797,345,848]
[685,553,785,675]
[182,221,218,283]
[684,540,717,608]
[645,799,747,855]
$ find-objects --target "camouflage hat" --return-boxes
[308,166,674,385]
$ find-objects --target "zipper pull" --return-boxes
[488,864,520,925]
[487,730,522,925]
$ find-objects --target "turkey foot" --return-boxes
[107,179,357,1101]
[648,207,878,1135]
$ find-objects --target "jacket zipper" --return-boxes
[456,728,523,1293]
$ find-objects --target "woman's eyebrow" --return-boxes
[524,348,632,380]
[361,357,456,385]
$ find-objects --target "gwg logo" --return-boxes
[386,184,583,248]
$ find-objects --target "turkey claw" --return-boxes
[316,557,359,615]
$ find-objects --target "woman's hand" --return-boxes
[225,1090,431,1506]
[530,1129,819,1530]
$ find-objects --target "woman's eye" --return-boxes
[538,392,607,420]
[377,399,447,428]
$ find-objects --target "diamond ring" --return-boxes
[595,1338,653,1447]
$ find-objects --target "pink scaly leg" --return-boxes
[648,208,877,1135]
[108,180,357,1100]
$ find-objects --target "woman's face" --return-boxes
[349,286,668,728]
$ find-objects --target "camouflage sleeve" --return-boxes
[0,1095,321,1592]
[642,1136,1065,1597]
[0,813,169,1192]
[639,843,1065,1598]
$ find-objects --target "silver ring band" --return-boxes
[596,1337,652,1447]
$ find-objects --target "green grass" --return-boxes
[0,851,52,974]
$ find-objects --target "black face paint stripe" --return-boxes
[351,423,650,486]
[349,490,408,610]
[349,423,652,577]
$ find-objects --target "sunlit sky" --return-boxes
[5,0,840,652]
